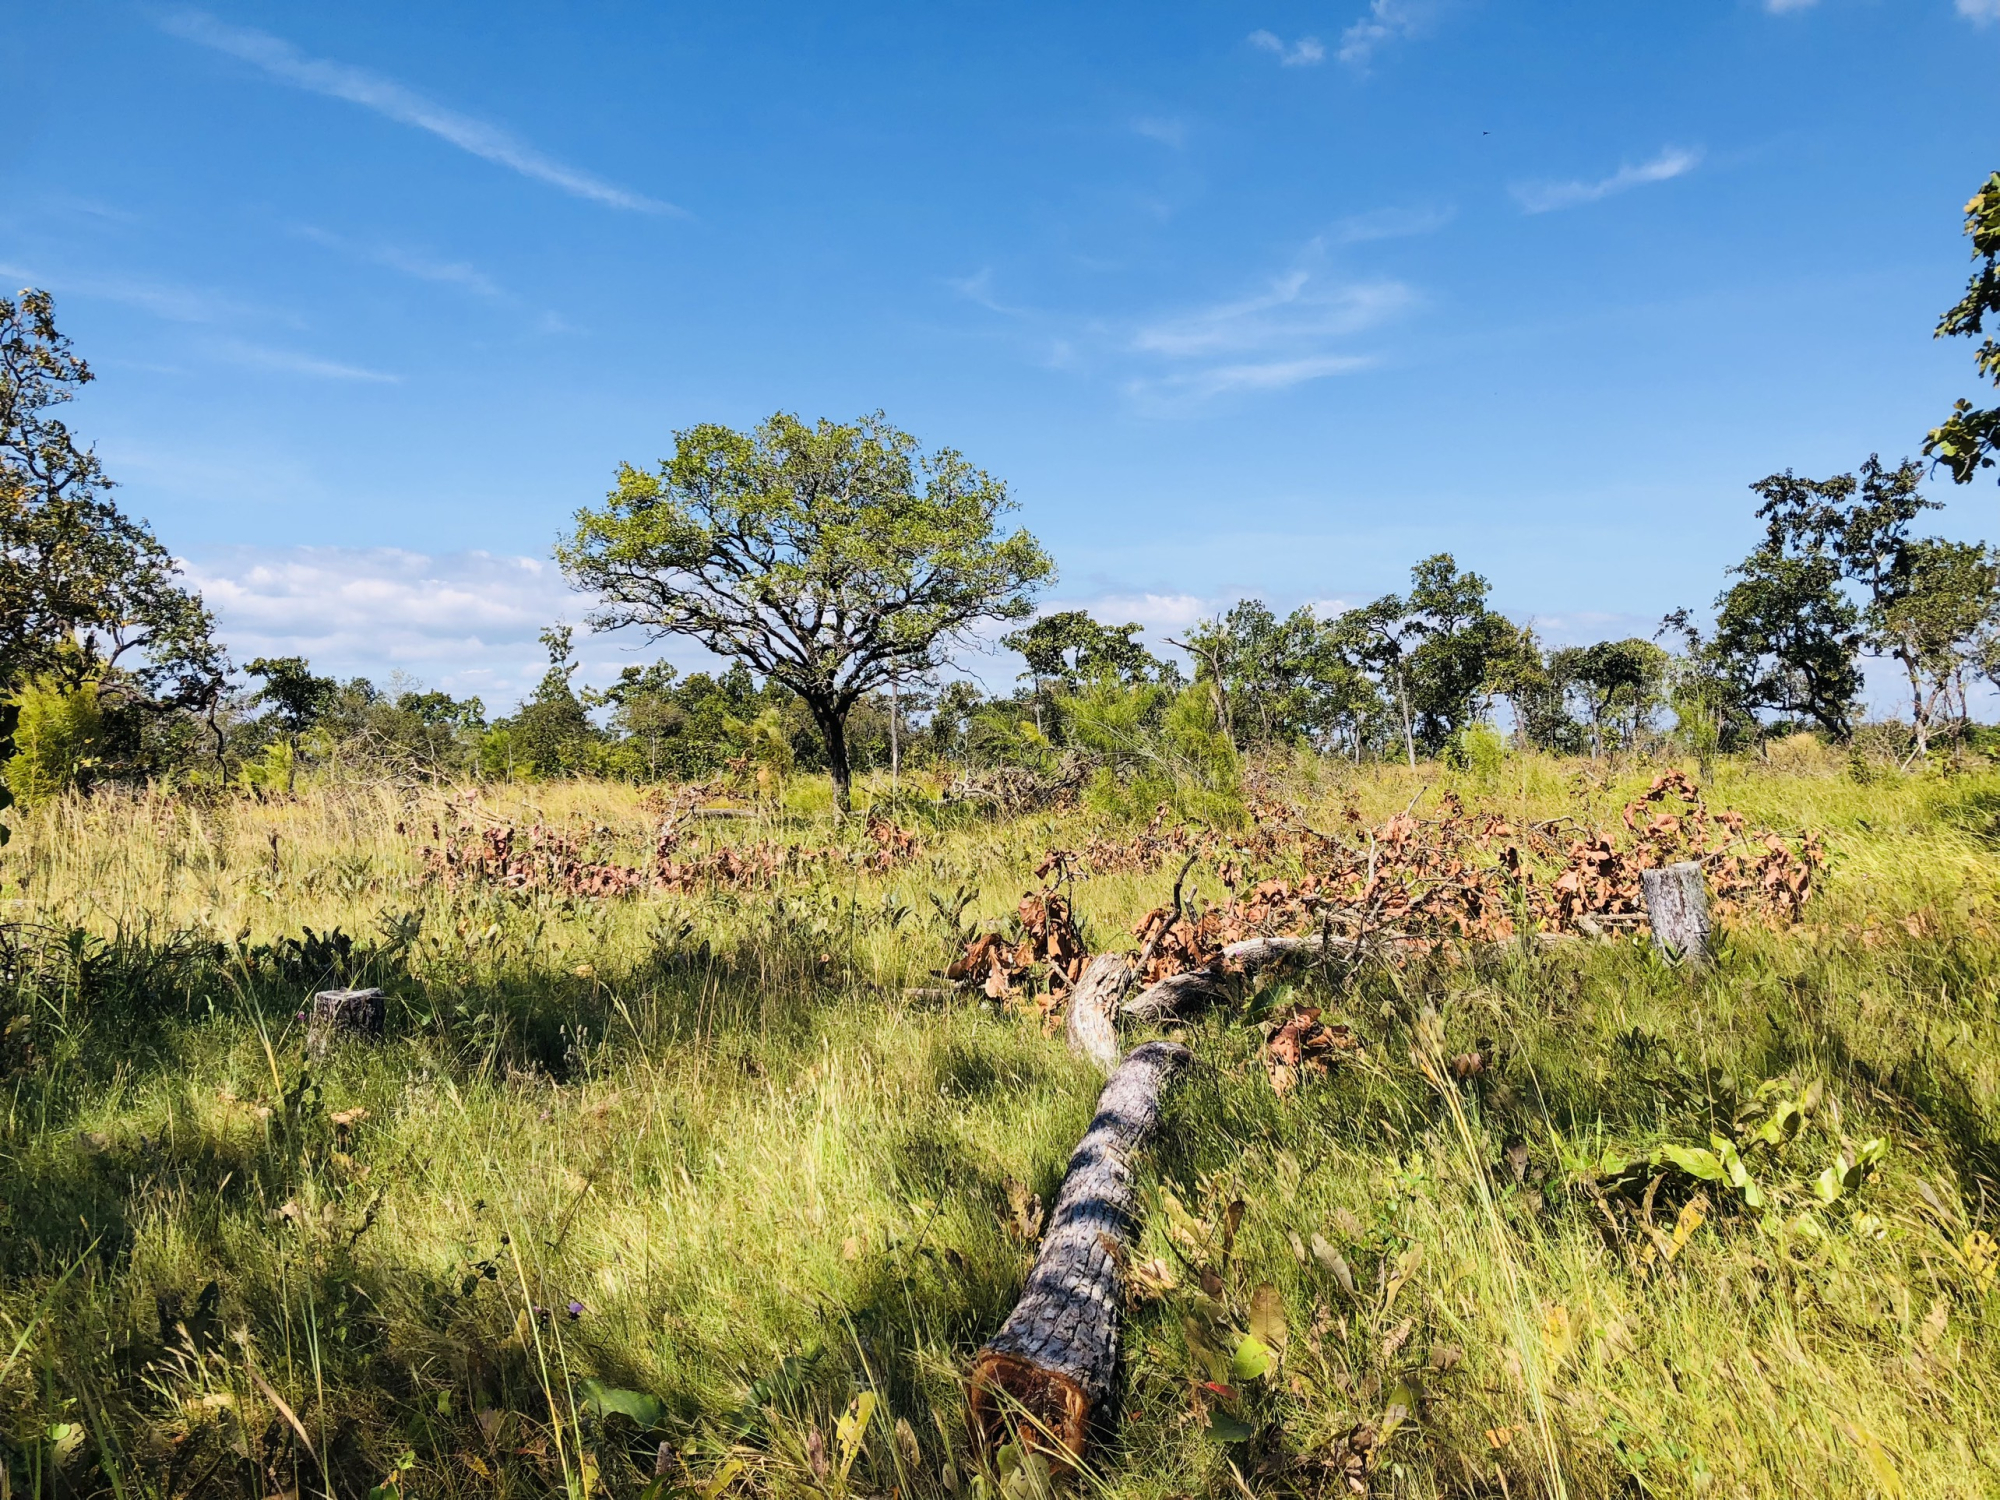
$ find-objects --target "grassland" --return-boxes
[2,749,2000,1499]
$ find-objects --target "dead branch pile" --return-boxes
[419,795,921,900]
[942,772,1823,1003]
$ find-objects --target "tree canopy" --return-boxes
[0,290,224,711]
[1926,171,2000,487]
[557,411,1053,810]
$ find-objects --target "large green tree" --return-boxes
[1926,171,2000,488]
[0,291,224,710]
[559,412,1053,811]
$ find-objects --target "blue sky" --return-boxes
[5,0,1998,708]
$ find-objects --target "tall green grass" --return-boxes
[0,755,1996,1496]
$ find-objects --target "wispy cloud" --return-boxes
[212,339,400,382]
[1511,146,1703,214]
[0,261,279,325]
[293,226,505,298]
[1764,0,1820,12]
[1959,0,2000,23]
[1248,30,1327,66]
[157,10,675,214]
[1338,0,1438,68]
[1131,116,1189,148]
[1132,353,1375,405]
[1333,203,1455,243]
[1132,270,1412,359]
[948,240,1413,412]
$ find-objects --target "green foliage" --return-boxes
[559,411,1054,809]
[1179,599,1371,752]
[1547,638,1669,756]
[1926,170,2000,486]
[6,675,103,806]
[0,290,224,713]
[1064,677,1241,823]
[1003,610,1175,690]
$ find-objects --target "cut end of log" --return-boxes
[968,1351,1091,1470]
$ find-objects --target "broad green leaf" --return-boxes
[1204,1412,1253,1443]
[580,1378,662,1430]
[1656,1143,1725,1181]
[1230,1334,1273,1383]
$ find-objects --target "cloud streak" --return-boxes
[158,10,675,214]
[1511,146,1702,214]
[211,339,400,382]
[1959,0,2000,22]
[293,226,505,298]
[1247,30,1326,66]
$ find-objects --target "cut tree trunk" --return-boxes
[970,1040,1192,1468]
[1065,952,1133,1074]
[306,987,386,1057]
[1640,861,1712,966]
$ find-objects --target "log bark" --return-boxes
[970,1041,1192,1467]
[1120,934,1354,1023]
[306,987,386,1057]
[1065,952,1133,1074]
[1119,965,1228,1023]
[1640,861,1712,966]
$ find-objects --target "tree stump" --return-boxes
[1640,862,1712,966]
[970,1040,1191,1467]
[306,988,386,1057]
[1065,953,1133,1074]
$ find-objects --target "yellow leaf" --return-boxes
[1667,1195,1708,1259]
[699,1458,745,1500]
[1843,1422,1904,1499]
[1958,1230,1997,1294]
[1540,1304,1574,1366]
[1484,1426,1518,1448]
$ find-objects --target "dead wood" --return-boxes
[970,1040,1192,1468]
[1641,860,1713,965]
[1065,952,1134,1073]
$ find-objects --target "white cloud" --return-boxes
[1333,203,1455,243]
[1133,270,1412,359]
[1764,0,1820,13]
[293,226,505,298]
[1131,353,1375,406]
[182,546,623,704]
[0,261,280,325]
[211,339,400,382]
[1511,146,1703,214]
[1132,116,1189,148]
[1958,0,2000,22]
[1338,0,1437,68]
[1248,30,1327,66]
[158,10,676,214]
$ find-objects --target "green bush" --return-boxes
[6,677,103,806]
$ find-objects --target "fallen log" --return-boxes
[1064,952,1133,1073]
[970,1040,1192,1468]
[1120,934,1356,1023]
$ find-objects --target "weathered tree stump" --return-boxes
[1640,861,1712,966]
[970,1040,1191,1467]
[306,988,386,1057]
[1065,953,1133,1073]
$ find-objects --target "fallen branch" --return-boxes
[970,1041,1192,1468]
[1065,952,1133,1073]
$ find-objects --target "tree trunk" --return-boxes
[1397,674,1416,768]
[1640,861,1712,967]
[814,702,853,814]
[970,1041,1192,1468]
[1065,952,1132,1074]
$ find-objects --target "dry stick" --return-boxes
[970,1040,1193,1469]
